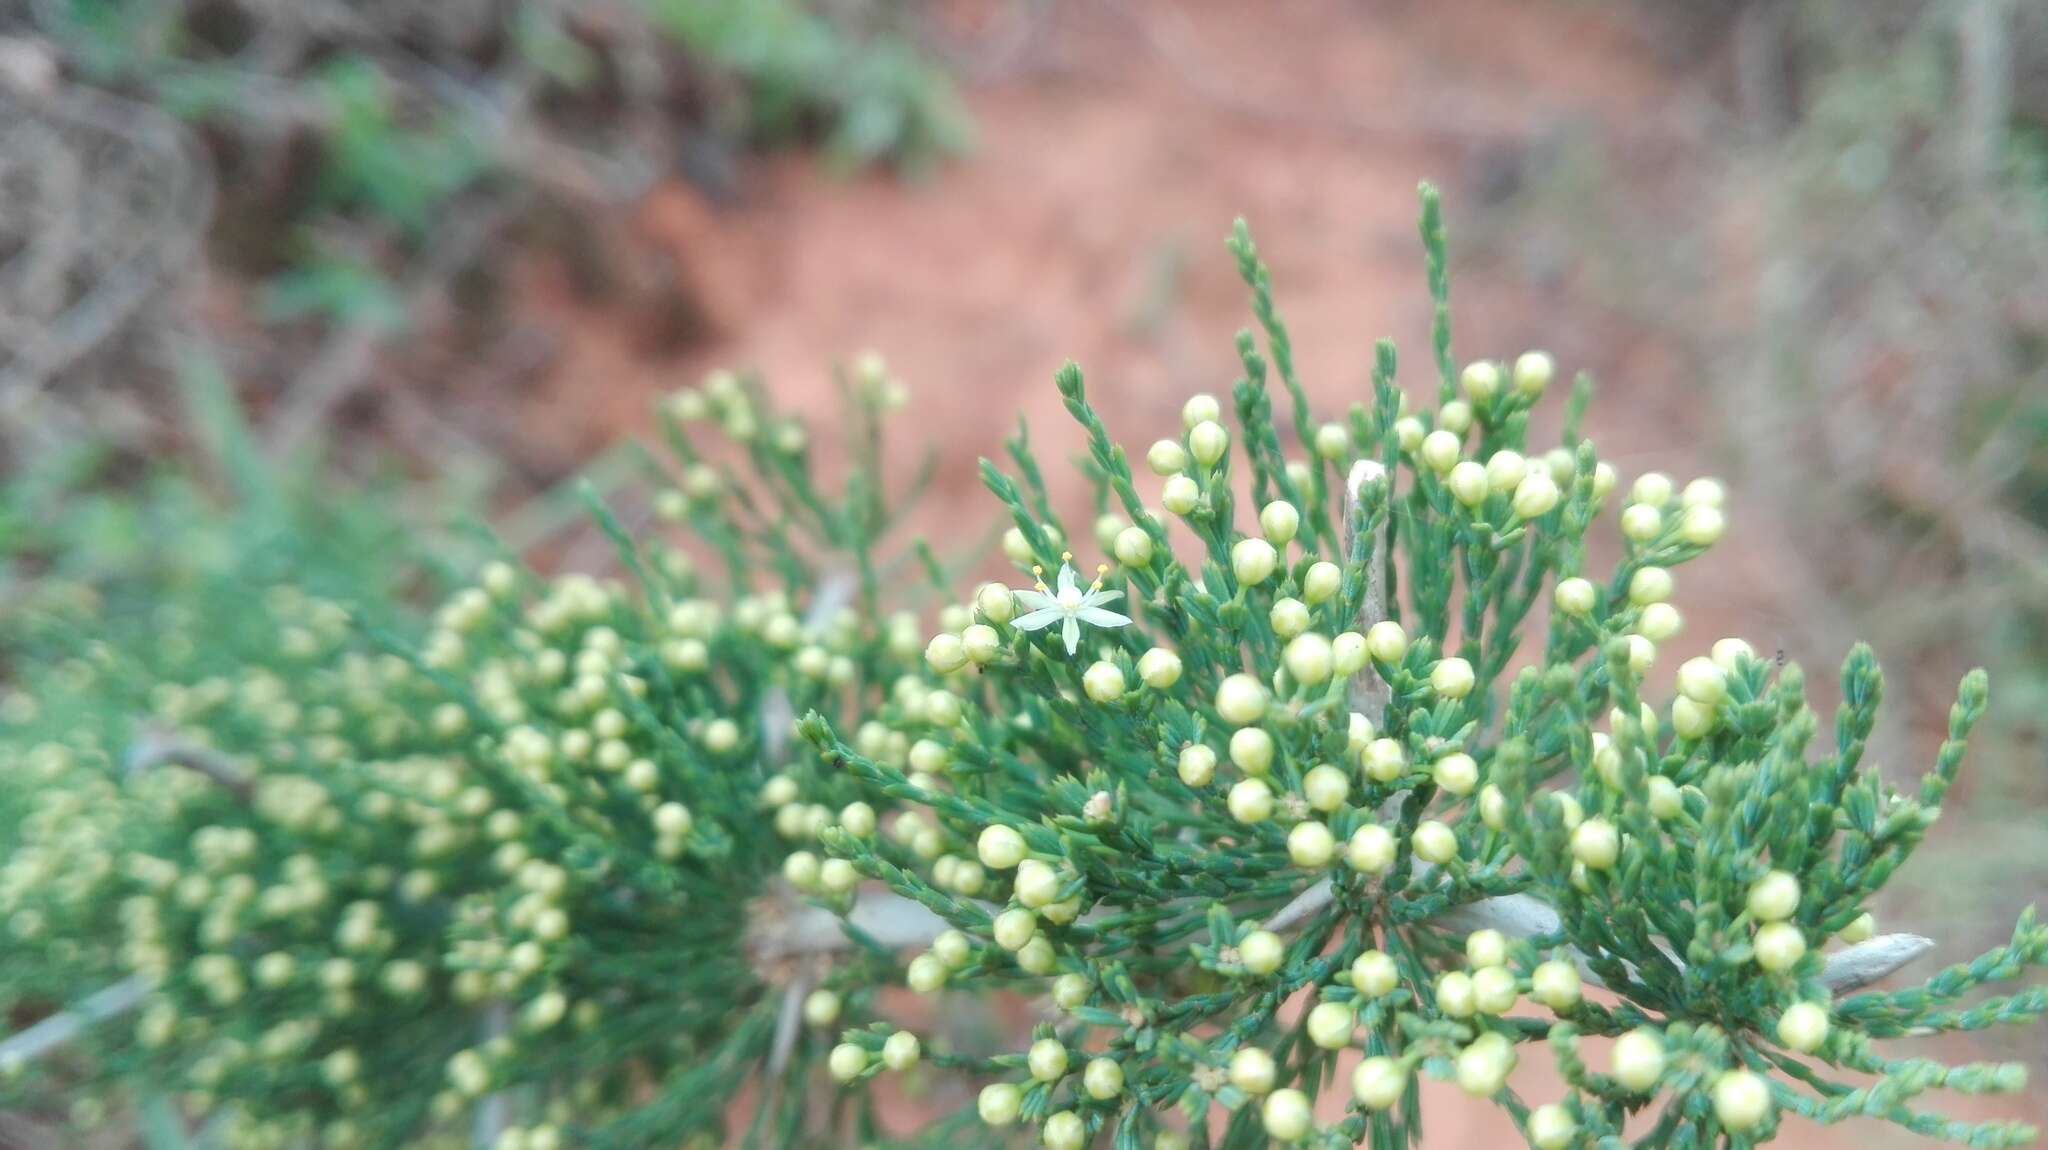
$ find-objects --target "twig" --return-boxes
[1263,461,1393,934]
[1426,890,1937,993]
[0,84,212,433]
[122,729,255,801]
[749,888,954,963]
[779,880,1933,1000]
[754,874,941,1099]
[0,976,149,1067]
[265,189,526,459]
[470,1002,512,1150]
[1957,0,2014,184]
[1817,934,1939,993]
[1262,878,1336,934]
[0,1111,62,1150]
[766,971,813,1082]
[758,573,860,768]
[1263,876,1932,992]
[1344,460,1392,724]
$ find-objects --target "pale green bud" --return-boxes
[1147,439,1188,476]
[1260,500,1300,544]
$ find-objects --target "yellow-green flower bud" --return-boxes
[1513,350,1554,395]
[1612,1028,1665,1092]
[1421,429,1462,474]
[1228,777,1274,824]
[1448,461,1489,507]
[1712,1070,1772,1131]
[1531,959,1581,1010]
[1232,537,1278,585]
[1754,921,1807,972]
[1302,764,1350,812]
[1216,674,1269,725]
[1461,360,1501,402]
[1230,727,1275,775]
[1114,525,1155,567]
[1433,752,1479,795]
[1138,647,1182,688]
[1777,1002,1830,1053]
[1413,820,1459,864]
[1430,657,1476,699]
[1082,661,1126,702]
[1261,501,1301,545]
[1287,821,1335,868]
[1239,931,1285,976]
[1352,1056,1406,1110]
[1027,1037,1068,1082]
[1261,1088,1312,1142]
[1229,1046,1277,1093]
[1147,439,1188,476]
[1284,632,1333,684]
[1347,824,1396,873]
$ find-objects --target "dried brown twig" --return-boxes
[0,81,212,448]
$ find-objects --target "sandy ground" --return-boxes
[478,0,2043,1142]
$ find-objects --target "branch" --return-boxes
[1263,877,1338,934]
[470,1003,511,1150]
[766,971,812,1081]
[748,888,954,963]
[122,729,254,801]
[1263,878,1933,992]
[1818,933,1938,993]
[759,573,859,768]
[1306,460,1938,991]
[265,188,525,459]
[1344,460,1392,724]
[0,976,148,1066]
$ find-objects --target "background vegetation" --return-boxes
[1,0,2042,1146]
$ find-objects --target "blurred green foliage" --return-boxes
[647,0,970,173]
[1,364,474,628]
[26,0,965,328]
[0,366,468,1121]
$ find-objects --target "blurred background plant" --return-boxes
[0,355,487,1147]
[0,0,964,472]
[1481,0,2048,970]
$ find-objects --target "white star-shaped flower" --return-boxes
[1011,555,1131,655]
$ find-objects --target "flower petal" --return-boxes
[1012,589,1057,612]
[1081,588,1124,607]
[1012,607,1064,631]
[1078,607,1131,628]
[1056,563,1079,597]
[1062,617,1081,655]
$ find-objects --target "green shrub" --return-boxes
[2,191,2040,1150]
[2,362,941,1148]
